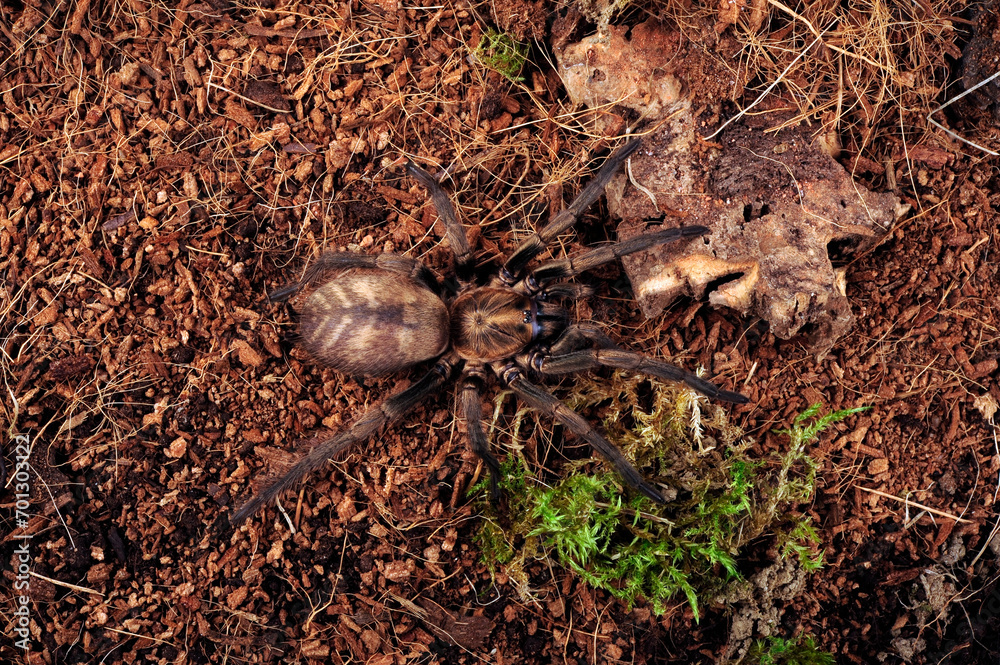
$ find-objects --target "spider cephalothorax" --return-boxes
[230,138,747,525]
[451,289,566,362]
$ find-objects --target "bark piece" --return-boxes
[555,19,904,351]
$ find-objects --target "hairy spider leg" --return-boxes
[268,252,439,302]
[229,356,458,526]
[545,324,620,356]
[406,161,475,285]
[533,349,749,404]
[500,138,644,284]
[495,362,667,504]
[536,283,594,301]
[459,362,503,503]
[524,226,710,294]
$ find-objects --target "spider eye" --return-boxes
[522,309,532,324]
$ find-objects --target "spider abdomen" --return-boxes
[298,271,449,376]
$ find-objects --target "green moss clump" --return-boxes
[472,29,529,83]
[475,370,865,619]
[747,635,835,665]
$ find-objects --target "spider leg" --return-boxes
[524,226,709,292]
[406,162,474,283]
[538,283,593,300]
[495,363,666,504]
[269,253,438,302]
[459,365,502,503]
[534,349,749,404]
[229,356,457,526]
[500,138,643,284]
[547,323,620,356]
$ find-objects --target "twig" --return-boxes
[29,570,104,596]
[971,515,1000,568]
[32,462,77,551]
[275,497,296,534]
[205,78,292,114]
[765,0,881,68]
[927,71,1000,156]
[856,486,973,524]
[703,31,826,141]
[971,410,999,567]
[592,501,675,527]
[626,156,657,209]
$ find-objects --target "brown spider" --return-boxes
[230,138,747,525]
